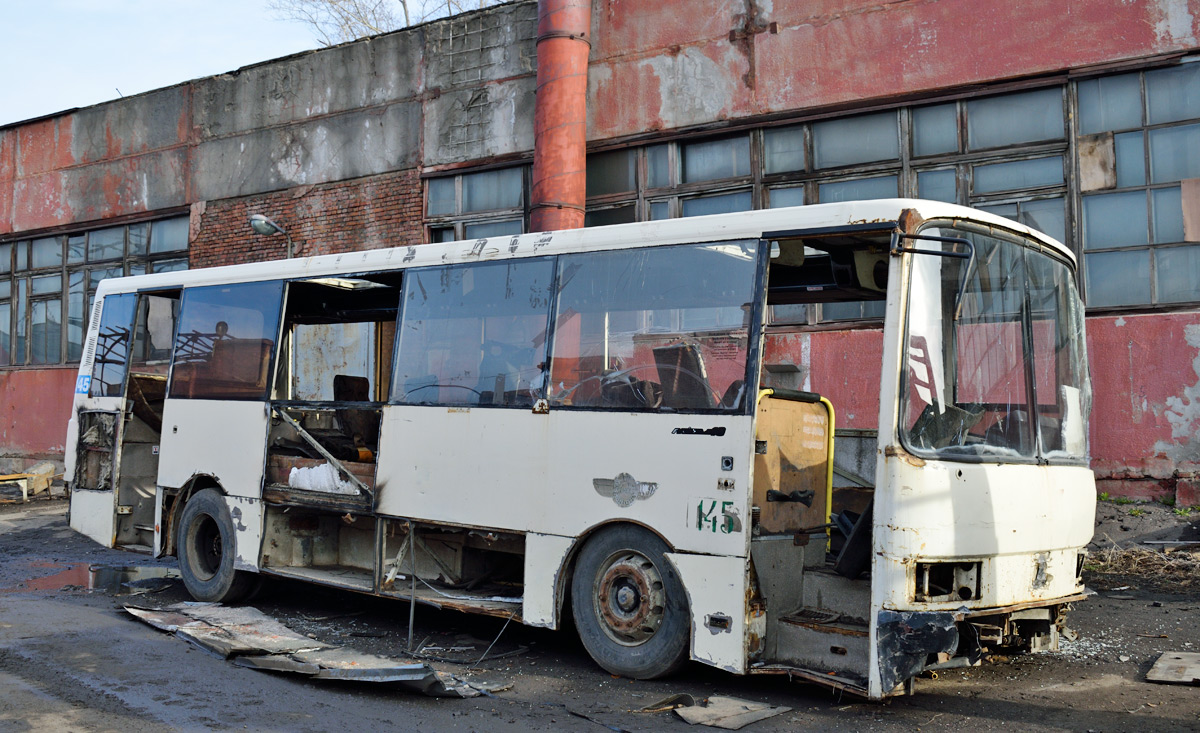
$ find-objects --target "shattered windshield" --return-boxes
[901,226,1089,463]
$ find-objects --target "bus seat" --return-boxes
[653,343,714,410]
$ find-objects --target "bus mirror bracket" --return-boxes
[890,232,974,260]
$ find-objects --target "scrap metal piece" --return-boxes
[673,696,791,730]
[1147,652,1200,685]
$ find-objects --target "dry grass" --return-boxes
[1087,544,1200,589]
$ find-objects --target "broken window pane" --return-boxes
[818,175,898,202]
[90,293,138,397]
[681,191,752,217]
[1077,73,1142,133]
[88,227,125,262]
[763,126,805,174]
[30,298,62,365]
[430,226,455,243]
[973,156,1063,194]
[813,112,898,168]
[1156,245,1200,303]
[462,168,522,213]
[967,88,1064,150]
[463,219,522,239]
[681,135,750,183]
[1149,122,1200,183]
[917,169,957,203]
[1083,191,1147,249]
[549,241,758,412]
[1114,131,1146,187]
[584,205,636,227]
[394,259,553,407]
[1086,250,1150,306]
[1152,186,1184,243]
[131,294,179,371]
[768,186,805,208]
[170,281,285,400]
[586,149,636,196]
[31,237,62,269]
[1146,63,1200,125]
[647,144,670,188]
[427,177,456,216]
[912,103,957,156]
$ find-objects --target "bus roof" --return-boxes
[92,199,1074,297]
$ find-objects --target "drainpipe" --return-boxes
[530,0,591,232]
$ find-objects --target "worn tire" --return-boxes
[178,489,258,603]
[571,525,690,679]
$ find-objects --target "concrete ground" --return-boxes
[1,499,1198,732]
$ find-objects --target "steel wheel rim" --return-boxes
[190,514,222,581]
[592,550,666,647]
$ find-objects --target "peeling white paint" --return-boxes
[1153,323,1200,462]
[1114,316,1126,327]
[1152,0,1198,45]
[645,47,737,128]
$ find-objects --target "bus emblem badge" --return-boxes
[593,473,657,508]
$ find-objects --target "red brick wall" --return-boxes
[190,169,425,268]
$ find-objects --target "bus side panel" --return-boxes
[523,532,575,628]
[69,489,118,547]
[373,406,754,558]
[665,552,749,673]
[157,399,271,498]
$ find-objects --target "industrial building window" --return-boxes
[0,216,188,367]
[1076,64,1200,307]
[426,167,528,242]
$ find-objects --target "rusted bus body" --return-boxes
[65,200,1095,698]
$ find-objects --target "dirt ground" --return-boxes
[1,497,1198,732]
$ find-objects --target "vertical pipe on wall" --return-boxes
[530,0,591,232]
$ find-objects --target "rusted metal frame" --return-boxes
[271,408,373,500]
[956,592,1088,620]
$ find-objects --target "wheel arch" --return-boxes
[162,474,225,558]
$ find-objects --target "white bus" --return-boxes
[65,200,1094,698]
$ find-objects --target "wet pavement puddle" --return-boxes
[7,563,179,594]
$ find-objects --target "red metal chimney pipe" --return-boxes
[530,0,591,232]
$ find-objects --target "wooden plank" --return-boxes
[1147,652,1200,685]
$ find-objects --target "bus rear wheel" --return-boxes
[178,489,258,603]
[571,525,689,679]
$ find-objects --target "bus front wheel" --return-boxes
[178,489,258,603]
[571,525,689,679]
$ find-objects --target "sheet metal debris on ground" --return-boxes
[125,603,509,697]
[1146,651,1200,685]
[671,695,792,730]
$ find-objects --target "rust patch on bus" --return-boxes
[884,445,926,467]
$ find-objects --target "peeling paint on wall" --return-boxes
[1153,324,1200,467]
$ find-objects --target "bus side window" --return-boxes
[90,293,139,397]
[130,294,180,375]
[393,260,554,407]
[169,281,285,401]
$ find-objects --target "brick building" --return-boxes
[2,0,1200,503]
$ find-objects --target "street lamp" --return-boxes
[249,213,293,258]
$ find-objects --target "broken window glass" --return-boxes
[90,293,138,397]
[394,259,553,407]
[549,241,758,413]
[169,281,284,400]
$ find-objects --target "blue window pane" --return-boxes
[15,242,28,271]
[427,177,455,216]
[818,175,898,203]
[681,191,752,217]
[649,201,670,220]
[973,156,1062,194]
[1086,250,1150,306]
[682,136,750,183]
[1156,245,1200,303]
[768,186,805,208]
[1020,198,1066,244]
[647,144,670,188]
[917,169,957,203]
[128,223,149,256]
[1083,191,1147,249]
[1114,131,1146,188]
[813,112,899,168]
[1149,123,1200,183]
[0,280,9,299]
[912,104,957,156]
[90,293,139,396]
[32,274,61,295]
[0,303,9,366]
[978,203,1018,221]
[67,234,86,264]
[967,88,1064,150]
[1078,73,1142,133]
[88,227,125,262]
[763,126,805,174]
[149,218,188,254]
[464,219,523,239]
[0,243,10,274]
[152,259,188,273]
[30,298,61,364]
[462,168,522,213]
[1146,63,1200,125]
[1152,186,1184,243]
[31,237,62,269]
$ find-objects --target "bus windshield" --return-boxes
[901,226,1090,463]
